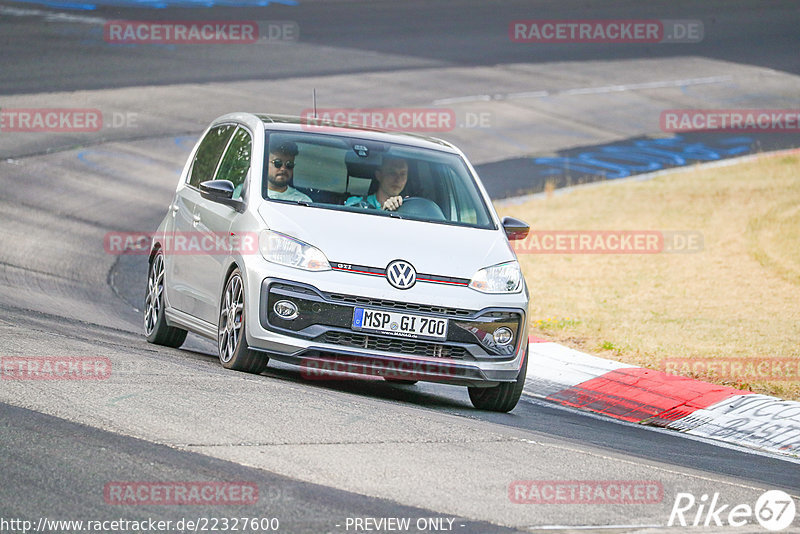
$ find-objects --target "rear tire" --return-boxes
[144,250,187,348]
[218,269,268,374]
[468,345,528,412]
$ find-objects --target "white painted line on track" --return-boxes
[518,396,800,466]
[432,76,734,105]
[559,76,732,96]
[0,5,106,24]
[526,525,664,531]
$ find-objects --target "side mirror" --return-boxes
[200,180,244,212]
[501,216,530,241]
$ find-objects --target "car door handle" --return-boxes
[192,214,201,227]
[170,204,179,216]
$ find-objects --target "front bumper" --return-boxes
[248,278,528,386]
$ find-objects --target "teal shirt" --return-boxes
[268,186,312,203]
[344,194,380,209]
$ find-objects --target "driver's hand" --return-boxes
[382,196,403,211]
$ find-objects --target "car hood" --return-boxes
[257,202,514,278]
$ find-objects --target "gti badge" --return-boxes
[386,260,416,290]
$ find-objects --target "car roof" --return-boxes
[252,113,461,153]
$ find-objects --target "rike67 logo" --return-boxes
[669,490,797,531]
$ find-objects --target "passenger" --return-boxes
[345,156,408,211]
[265,141,312,202]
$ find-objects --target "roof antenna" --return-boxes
[312,88,317,119]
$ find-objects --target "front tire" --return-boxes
[468,345,528,412]
[144,250,187,348]
[218,269,268,374]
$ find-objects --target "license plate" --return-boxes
[352,308,448,341]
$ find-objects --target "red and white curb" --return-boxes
[523,338,800,458]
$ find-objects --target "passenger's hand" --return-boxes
[382,196,403,211]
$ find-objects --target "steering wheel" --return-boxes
[396,197,446,220]
[352,200,376,209]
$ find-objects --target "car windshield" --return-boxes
[262,130,495,230]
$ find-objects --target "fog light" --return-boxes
[273,300,299,320]
[493,327,513,346]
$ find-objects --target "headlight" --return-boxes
[469,261,523,293]
[259,230,330,271]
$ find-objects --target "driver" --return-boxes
[265,141,312,203]
[345,157,407,211]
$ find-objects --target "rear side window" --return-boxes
[188,124,236,188]
[215,127,252,199]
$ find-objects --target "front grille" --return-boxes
[325,293,474,317]
[321,332,468,360]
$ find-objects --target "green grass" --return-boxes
[498,152,800,400]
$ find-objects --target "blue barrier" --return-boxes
[533,135,754,180]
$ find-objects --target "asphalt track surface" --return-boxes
[1,1,799,532]
[1,0,799,94]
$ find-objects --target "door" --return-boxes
[166,123,236,316]
[190,126,253,324]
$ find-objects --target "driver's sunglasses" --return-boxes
[272,159,295,170]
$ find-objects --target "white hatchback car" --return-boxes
[146,112,531,412]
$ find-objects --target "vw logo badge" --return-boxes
[386,260,416,290]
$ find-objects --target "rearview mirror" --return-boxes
[501,216,530,241]
[200,180,244,212]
